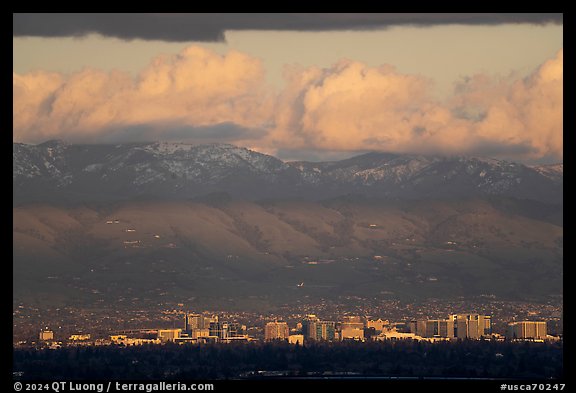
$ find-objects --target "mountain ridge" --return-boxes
[13,140,562,204]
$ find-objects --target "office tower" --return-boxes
[227,322,245,338]
[425,320,440,337]
[265,321,289,341]
[439,320,455,338]
[482,315,492,336]
[316,321,336,341]
[209,321,228,339]
[409,320,427,337]
[184,313,213,332]
[468,318,480,339]
[450,314,491,339]
[302,315,336,341]
[507,321,547,340]
[302,315,319,340]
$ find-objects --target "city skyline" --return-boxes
[13,13,563,383]
[27,308,556,346]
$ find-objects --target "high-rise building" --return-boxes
[302,315,336,341]
[302,315,319,340]
[316,321,336,341]
[227,322,245,338]
[439,320,455,338]
[265,321,289,341]
[481,315,492,336]
[184,313,215,332]
[184,313,219,339]
[417,320,454,338]
[209,321,228,339]
[507,321,547,340]
[206,320,243,340]
[425,320,441,337]
[409,320,427,337]
[468,318,480,339]
[190,329,210,339]
[455,317,468,339]
[449,314,491,339]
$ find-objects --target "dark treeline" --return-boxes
[13,340,562,380]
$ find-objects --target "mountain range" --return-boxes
[13,140,562,204]
[13,141,563,308]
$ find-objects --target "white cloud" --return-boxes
[13,46,563,162]
[13,46,272,143]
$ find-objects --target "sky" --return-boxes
[13,13,563,163]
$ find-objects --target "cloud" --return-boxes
[452,49,563,160]
[13,46,563,163]
[95,123,267,144]
[268,49,563,162]
[13,13,563,42]
[13,46,273,145]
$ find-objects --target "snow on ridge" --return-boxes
[13,141,562,201]
[140,141,196,155]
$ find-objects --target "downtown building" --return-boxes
[409,314,491,339]
[264,321,290,341]
[340,316,365,341]
[209,321,245,340]
[507,321,547,341]
[181,313,247,342]
[302,315,336,341]
[183,313,215,339]
[449,314,492,339]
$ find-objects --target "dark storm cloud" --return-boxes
[93,123,267,144]
[275,148,368,163]
[13,13,563,42]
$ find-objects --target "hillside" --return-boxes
[13,197,563,309]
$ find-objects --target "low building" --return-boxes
[69,334,91,341]
[367,319,389,333]
[158,329,182,342]
[123,338,161,346]
[190,328,210,339]
[376,329,418,341]
[288,334,304,345]
[110,335,127,344]
[340,316,365,341]
[39,330,54,341]
[111,334,161,346]
[340,327,364,341]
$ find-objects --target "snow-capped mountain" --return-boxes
[531,163,563,184]
[13,140,563,204]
